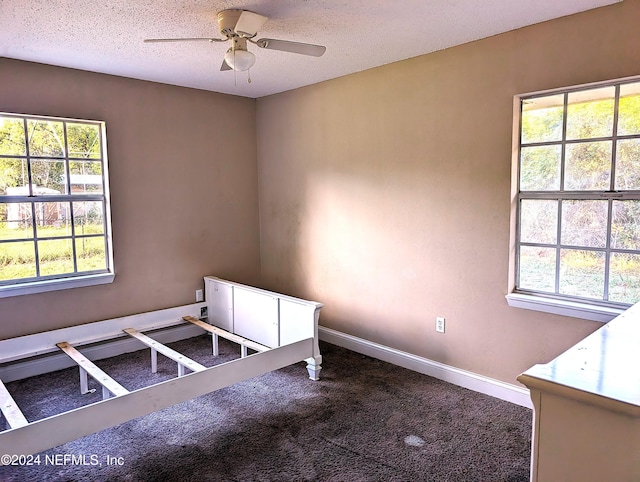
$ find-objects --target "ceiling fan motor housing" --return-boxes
[217,9,243,37]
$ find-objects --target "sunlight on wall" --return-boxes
[298,170,452,349]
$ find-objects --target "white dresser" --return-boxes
[518,303,640,481]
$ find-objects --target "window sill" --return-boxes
[0,273,115,299]
[505,292,623,323]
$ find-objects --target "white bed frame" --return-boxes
[0,277,323,459]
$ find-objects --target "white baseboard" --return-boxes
[318,326,533,409]
[0,324,203,383]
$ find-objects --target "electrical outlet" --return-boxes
[195,289,203,302]
[436,316,446,333]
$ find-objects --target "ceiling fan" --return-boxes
[144,9,326,72]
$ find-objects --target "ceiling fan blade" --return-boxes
[234,11,268,37]
[255,38,326,57]
[220,58,232,71]
[144,38,226,43]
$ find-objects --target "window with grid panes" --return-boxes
[0,113,114,297]
[514,79,640,311]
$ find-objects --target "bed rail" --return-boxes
[0,303,207,365]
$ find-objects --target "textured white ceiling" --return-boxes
[0,0,621,98]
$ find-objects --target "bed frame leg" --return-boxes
[151,348,158,373]
[241,345,248,358]
[212,334,219,356]
[178,364,185,377]
[79,367,89,394]
[305,355,322,381]
[102,386,110,400]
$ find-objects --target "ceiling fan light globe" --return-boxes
[224,49,256,71]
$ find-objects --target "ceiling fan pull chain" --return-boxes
[233,49,237,86]
[247,69,252,84]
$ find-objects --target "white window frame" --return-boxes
[0,113,114,298]
[507,76,640,322]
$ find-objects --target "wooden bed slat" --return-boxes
[183,316,270,353]
[56,342,129,398]
[0,379,28,429]
[123,328,206,373]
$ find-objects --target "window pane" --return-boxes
[519,246,556,292]
[38,238,74,276]
[618,82,640,136]
[559,249,605,299]
[76,237,106,272]
[1,202,33,239]
[520,145,561,191]
[521,94,564,144]
[611,200,640,250]
[27,119,65,157]
[615,139,640,190]
[561,200,608,248]
[1,158,29,194]
[0,240,36,281]
[520,199,557,244]
[67,123,101,159]
[564,141,612,190]
[30,159,67,193]
[32,202,70,236]
[0,116,26,155]
[73,201,104,234]
[609,252,640,304]
[566,87,615,140]
[70,160,103,194]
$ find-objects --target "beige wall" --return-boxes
[256,0,640,384]
[0,59,261,339]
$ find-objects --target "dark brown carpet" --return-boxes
[0,335,531,481]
